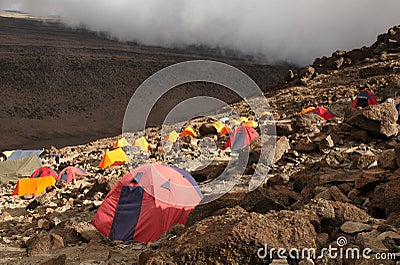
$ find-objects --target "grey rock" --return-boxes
[340,221,372,234]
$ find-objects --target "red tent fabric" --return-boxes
[57,166,87,183]
[92,164,202,243]
[222,125,259,151]
[311,106,334,121]
[352,90,378,108]
[30,166,58,180]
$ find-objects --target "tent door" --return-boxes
[110,186,143,241]
[231,132,246,151]
[60,170,69,181]
[356,98,369,108]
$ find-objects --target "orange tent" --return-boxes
[12,176,56,196]
[179,126,197,138]
[299,107,316,115]
[220,124,233,136]
[133,137,151,151]
[165,130,179,142]
[112,138,130,149]
[98,148,130,169]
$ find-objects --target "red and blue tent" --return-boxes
[222,125,259,151]
[92,164,202,243]
[352,90,378,108]
[30,166,58,180]
[57,166,87,183]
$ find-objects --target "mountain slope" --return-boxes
[0,15,288,150]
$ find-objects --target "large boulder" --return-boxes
[378,149,398,170]
[347,102,398,137]
[394,144,400,168]
[139,207,317,265]
[340,221,372,234]
[304,199,370,223]
[39,255,67,265]
[273,136,291,164]
[275,122,293,136]
[369,178,400,220]
[26,231,64,257]
[372,25,400,52]
[199,123,218,136]
[295,137,318,152]
[298,66,316,85]
[241,135,288,166]
[240,185,301,213]
[294,113,326,131]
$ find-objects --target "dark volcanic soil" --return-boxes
[0,15,288,150]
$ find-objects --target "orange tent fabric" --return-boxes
[133,137,151,151]
[112,138,130,149]
[12,176,56,196]
[179,126,197,138]
[165,130,179,142]
[98,148,130,169]
[220,124,233,136]
[299,107,316,115]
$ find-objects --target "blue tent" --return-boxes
[8,149,44,161]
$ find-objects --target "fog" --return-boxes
[1,0,399,65]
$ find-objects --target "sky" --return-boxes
[0,0,399,65]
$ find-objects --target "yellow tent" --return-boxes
[179,126,197,138]
[259,111,273,119]
[220,124,233,136]
[165,130,179,142]
[112,138,130,149]
[231,117,248,125]
[231,117,258,128]
[231,119,240,125]
[98,148,130,169]
[212,121,224,133]
[299,107,315,115]
[243,120,259,128]
[133,137,151,151]
[240,117,249,123]
[12,176,55,196]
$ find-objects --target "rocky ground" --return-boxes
[1,16,400,265]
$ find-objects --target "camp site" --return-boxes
[1,2,400,264]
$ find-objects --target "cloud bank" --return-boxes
[1,0,399,65]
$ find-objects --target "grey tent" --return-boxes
[8,149,44,161]
[0,155,42,184]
